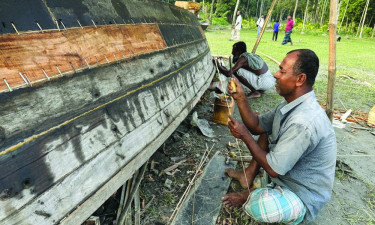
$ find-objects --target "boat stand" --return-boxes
[115,161,148,225]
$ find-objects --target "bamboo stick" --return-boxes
[326,0,338,122]
[118,162,148,225]
[252,0,278,53]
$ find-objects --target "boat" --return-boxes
[0,0,215,224]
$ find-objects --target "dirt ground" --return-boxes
[138,86,375,225]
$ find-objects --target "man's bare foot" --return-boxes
[225,168,251,188]
[222,190,250,208]
[246,91,261,99]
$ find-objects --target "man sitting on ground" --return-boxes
[216,41,275,98]
[222,49,337,224]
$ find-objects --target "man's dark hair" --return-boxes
[287,49,319,86]
[233,41,247,54]
[276,20,279,23]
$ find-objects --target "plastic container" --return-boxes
[213,96,235,125]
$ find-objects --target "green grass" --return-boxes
[205,27,375,112]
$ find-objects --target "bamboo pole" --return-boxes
[252,0,278,53]
[326,0,338,121]
[293,0,299,22]
[338,0,349,32]
[302,0,310,33]
[232,0,241,26]
[359,0,370,38]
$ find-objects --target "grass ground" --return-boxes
[205,27,375,112]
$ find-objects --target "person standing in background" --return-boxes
[272,20,280,41]
[282,16,294,45]
[230,11,242,41]
[256,15,264,38]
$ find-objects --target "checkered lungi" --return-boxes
[243,185,306,224]
[236,68,275,91]
[282,30,293,45]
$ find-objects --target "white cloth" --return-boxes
[235,15,242,30]
[237,68,275,91]
[256,17,264,28]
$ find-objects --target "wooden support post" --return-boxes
[134,189,141,225]
[326,0,338,122]
[252,0,278,53]
[118,161,148,225]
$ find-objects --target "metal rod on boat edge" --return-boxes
[104,55,110,64]
[11,22,19,35]
[69,62,76,73]
[60,20,67,30]
[113,53,117,60]
[55,20,60,31]
[36,22,44,33]
[95,56,100,64]
[77,19,83,29]
[18,72,29,86]
[23,73,32,87]
[84,58,91,69]
[56,66,63,76]
[3,78,12,91]
[91,19,97,28]
[42,69,50,81]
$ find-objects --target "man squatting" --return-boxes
[222,49,337,224]
[217,42,275,98]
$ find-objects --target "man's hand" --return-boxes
[228,115,250,140]
[228,77,245,101]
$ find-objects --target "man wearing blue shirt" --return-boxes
[222,49,337,224]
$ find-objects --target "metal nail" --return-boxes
[84,58,91,69]
[11,22,19,35]
[95,56,100,64]
[104,55,109,64]
[56,66,63,76]
[42,69,50,81]
[60,20,67,30]
[18,72,29,85]
[55,20,60,31]
[23,73,32,86]
[69,62,76,72]
[36,22,44,33]
[91,19,97,28]
[77,19,83,29]
[3,78,12,92]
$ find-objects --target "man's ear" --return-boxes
[296,73,307,87]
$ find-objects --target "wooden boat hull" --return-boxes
[0,1,214,224]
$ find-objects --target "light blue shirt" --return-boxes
[259,91,337,222]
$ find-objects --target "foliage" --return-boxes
[212,16,230,26]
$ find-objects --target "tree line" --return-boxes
[162,0,375,37]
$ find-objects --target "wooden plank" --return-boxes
[0,52,215,225]
[0,24,167,92]
[0,40,208,154]
[60,66,215,225]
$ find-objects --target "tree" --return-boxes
[293,0,299,21]
[209,0,216,24]
[302,0,310,33]
[359,0,370,38]
[232,0,241,25]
